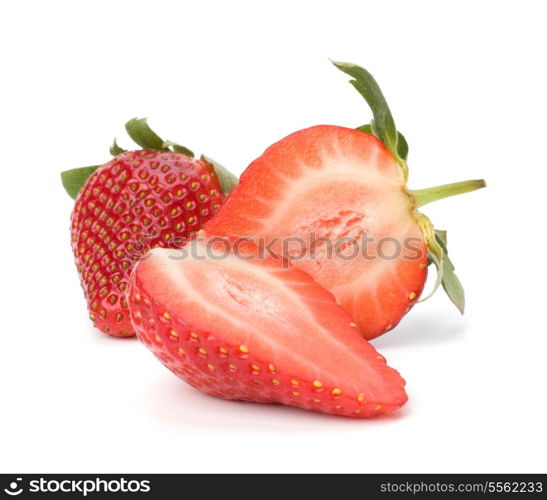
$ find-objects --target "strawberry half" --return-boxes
[206,62,486,339]
[127,235,408,418]
[62,119,237,337]
[207,125,428,338]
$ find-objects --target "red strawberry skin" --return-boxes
[206,125,428,339]
[71,150,224,337]
[127,236,408,418]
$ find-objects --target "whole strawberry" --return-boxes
[62,118,237,337]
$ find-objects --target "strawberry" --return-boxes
[62,118,237,337]
[206,62,486,339]
[127,235,408,417]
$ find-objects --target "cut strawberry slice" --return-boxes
[128,235,407,418]
[207,125,428,338]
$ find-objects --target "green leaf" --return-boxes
[434,230,465,313]
[396,130,409,161]
[201,155,238,195]
[61,165,101,199]
[110,139,126,156]
[434,229,448,252]
[333,61,399,161]
[356,123,373,134]
[441,254,465,314]
[125,118,166,150]
[420,226,465,313]
[420,245,445,302]
[356,122,409,160]
[163,140,194,158]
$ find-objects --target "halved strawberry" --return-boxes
[207,125,429,338]
[206,62,486,339]
[127,235,407,418]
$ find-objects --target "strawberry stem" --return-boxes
[410,179,486,208]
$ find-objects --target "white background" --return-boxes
[1,0,545,474]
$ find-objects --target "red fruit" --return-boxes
[207,125,429,338]
[127,235,408,418]
[207,62,486,339]
[69,150,224,337]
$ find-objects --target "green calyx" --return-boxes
[60,118,238,200]
[201,155,239,196]
[333,59,487,314]
[332,61,404,167]
[124,118,171,152]
[356,123,409,163]
[61,165,101,199]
